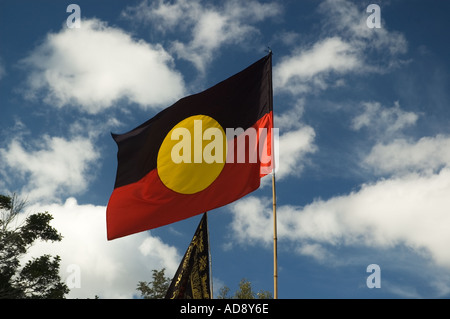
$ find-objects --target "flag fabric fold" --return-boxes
[165,213,211,299]
[106,53,273,240]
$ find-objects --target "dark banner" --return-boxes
[166,213,210,299]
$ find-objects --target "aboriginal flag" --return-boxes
[165,213,210,299]
[107,53,273,240]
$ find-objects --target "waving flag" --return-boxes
[107,53,273,240]
[165,213,210,299]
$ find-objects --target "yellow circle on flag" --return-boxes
[157,115,227,194]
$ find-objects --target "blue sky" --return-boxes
[1,0,450,299]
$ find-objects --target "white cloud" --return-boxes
[276,125,317,180]
[365,135,450,175]
[21,18,185,113]
[319,0,408,56]
[295,243,332,262]
[0,135,99,202]
[229,196,272,247]
[230,166,450,270]
[123,0,282,73]
[351,101,419,137]
[274,100,305,131]
[274,0,408,96]
[261,100,316,183]
[24,198,181,298]
[230,116,450,275]
[274,36,362,95]
[258,118,316,188]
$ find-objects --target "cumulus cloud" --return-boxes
[123,0,282,73]
[257,100,316,185]
[24,198,180,298]
[351,101,419,138]
[276,126,317,180]
[274,100,305,131]
[0,135,99,202]
[0,129,182,298]
[274,36,362,94]
[227,105,450,296]
[229,196,272,246]
[274,0,408,96]
[230,166,450,269]
[364,135,450,175]
[229,123,450,292]
[20,19,185,113]
[318,0,408,56]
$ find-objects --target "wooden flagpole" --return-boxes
[272,173,278,299]
[267,49,278,299]
[205,212,213,299]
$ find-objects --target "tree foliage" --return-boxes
[137,268,171,299]
[217,278,273,299]
[137,268,272,299]
[0,194,69,299]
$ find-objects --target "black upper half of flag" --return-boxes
[112,53,273,189]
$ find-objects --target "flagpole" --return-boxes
[205,212,213,299]
[267,49,278,300]
[272,172,278,299]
